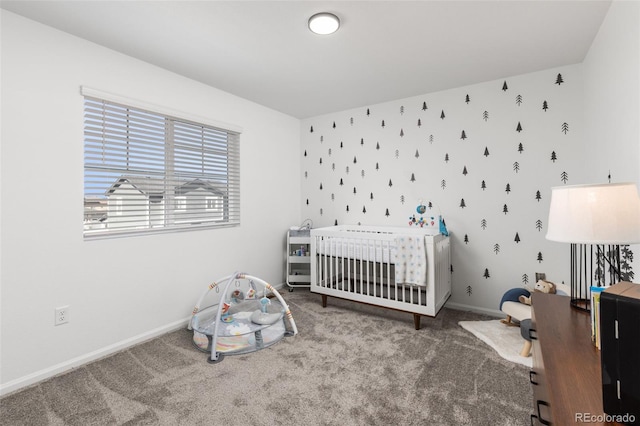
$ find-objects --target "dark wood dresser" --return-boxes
[530,293,624,425]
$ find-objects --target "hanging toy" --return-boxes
[259,295,271,313]
[246,280,257,299]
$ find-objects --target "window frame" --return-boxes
[82,86,241,239]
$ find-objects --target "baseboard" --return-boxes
[0,316,191,397]
[1,282,291,397]
[445,301,503,318]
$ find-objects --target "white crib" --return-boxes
[310,225,451,329]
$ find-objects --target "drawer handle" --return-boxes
[529,328,538,340]
[529,370,538,385]
[536,400,551,425]
[531,414,538,426]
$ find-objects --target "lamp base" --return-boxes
[570,298,591,312]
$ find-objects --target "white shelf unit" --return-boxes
[286,229,311,291]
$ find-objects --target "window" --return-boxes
[83,87,240,239]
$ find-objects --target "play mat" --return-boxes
[189,272,298,363]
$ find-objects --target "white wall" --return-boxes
[0,11,300,394]
[582,0,640,283]
[583,0,639,185]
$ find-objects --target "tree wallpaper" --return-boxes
[300,64,633,313]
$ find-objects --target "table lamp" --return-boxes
[546,182,640,311]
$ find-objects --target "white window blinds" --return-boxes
[83,92,240,239]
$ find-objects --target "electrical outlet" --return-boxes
[55,306,69,326]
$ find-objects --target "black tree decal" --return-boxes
[555,73,564,85]
[502,81,508,91]
[620,246,635,281]
[542,100,549,111]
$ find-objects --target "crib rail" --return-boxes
[310,225,450,319]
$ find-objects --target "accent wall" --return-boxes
[301,66,586,313]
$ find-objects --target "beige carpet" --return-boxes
[1,291,532,425]
[459,320,532,368]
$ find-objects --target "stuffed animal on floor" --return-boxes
[519,280,557,305]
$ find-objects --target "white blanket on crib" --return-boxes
[393,235,427,286]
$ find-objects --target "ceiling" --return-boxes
[1,1,612,119]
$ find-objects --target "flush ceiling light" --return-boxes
[308,12,340,35]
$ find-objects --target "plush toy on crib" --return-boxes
[518,280,557,305]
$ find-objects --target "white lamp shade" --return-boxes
[546,183,640,244]
[308,13,340,35]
